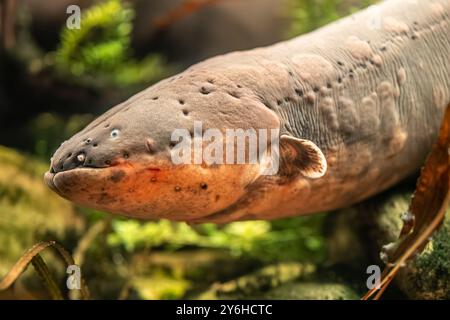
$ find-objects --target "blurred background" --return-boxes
[4,0,443,300]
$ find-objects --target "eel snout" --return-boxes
[49,126,134,174]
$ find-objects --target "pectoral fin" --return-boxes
[279,135,327,179]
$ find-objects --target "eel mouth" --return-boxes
[44,165,112,199]
[43,159,258,221]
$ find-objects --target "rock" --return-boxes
[264,282,359,300]
[197,262,315,299]
[357,188,450,299]
[396,214,450,299]
[325,184,450,299]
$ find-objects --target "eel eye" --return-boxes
[111,129,120,139]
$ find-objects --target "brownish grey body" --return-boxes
[45,0,450,223]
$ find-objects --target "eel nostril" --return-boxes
[85,138,92,145]
[200,87,210,95]
[77,153,86,163]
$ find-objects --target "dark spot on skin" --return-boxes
[169,141,177,148]
[237,84,242,88]
[313,87,319,93]
[337,61,344,66]
[97,192,111,205]
[338,77,343,83]
[201,183,208,190]
[380,46,387,51]
[67,153,72,158]
[277,99,282,106]
[215,195,220,202]
[93,143,98,147]
[295,89,304,97]
[182,109,189,116]
[104,124,110,128]
[110,170,126,183]
[327,82,332,89]
[228,91,240,99]
[200,87,210,95]
[284,97,291,103]
[174,186,181,192]
[123,152,129,159]
[179,99,185,105]
[207,79,214,84]
[411,34,418,40]
[349,73,354,78]
[288,71,293,76]
[152,96,159,100]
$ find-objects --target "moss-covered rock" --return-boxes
[358,189,450,299]
[396,214,450,299]
[326,185,450,299]
[197,262,315,299]
[264,282,359,300]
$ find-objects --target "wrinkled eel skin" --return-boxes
[45,0,450,224]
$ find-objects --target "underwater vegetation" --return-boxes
[54,0,168,87]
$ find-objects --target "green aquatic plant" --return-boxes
[107,215,327,263]
[54,0,167,87]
